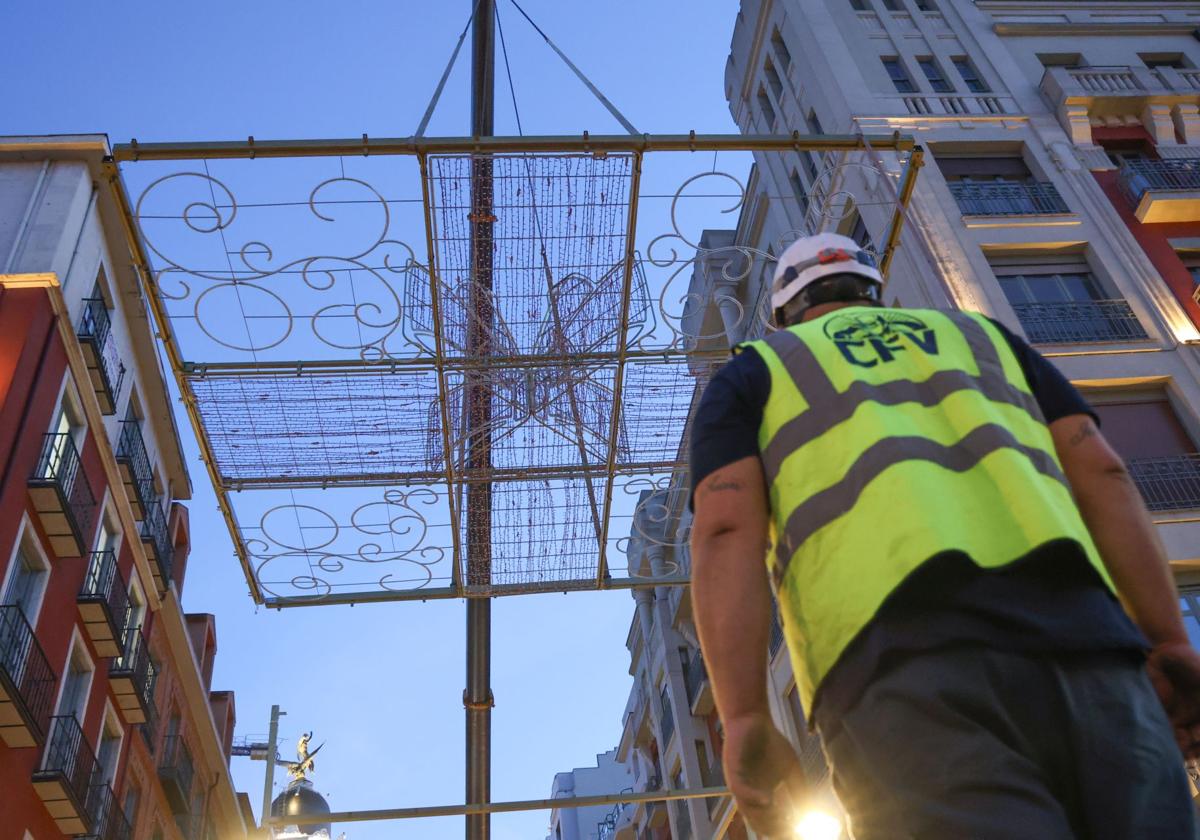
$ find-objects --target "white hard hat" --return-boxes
[771,232,883,311]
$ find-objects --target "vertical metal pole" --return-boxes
[262,704,283,835]
[466,2,495,839]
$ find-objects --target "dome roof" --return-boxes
[271,780,332,836]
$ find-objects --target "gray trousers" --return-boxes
[821,647,1197,839]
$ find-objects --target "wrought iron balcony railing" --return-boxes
[159,733,195,814]
[1118,158,1200,201]
[78,551,130,658]
[140,500,174,589]
[115,420,155,519]
[77,298,126,415]
[659,694,676,749]
[34,715,100,832]
[682,647,706,708]
[948,181,1070,216]
[0,604,56,747]
[29,432,98,557]
[1010,300,1149,344]
[84,783,133,840]
[769,608,785,657]
[1129,455,1200,512]
[111,627,155,725]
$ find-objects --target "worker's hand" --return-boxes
[1148,641,1200,759]
[722,712,807,838]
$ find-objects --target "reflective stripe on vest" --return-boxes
[740,307,1110,716]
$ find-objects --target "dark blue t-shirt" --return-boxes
[688,315,1148,727]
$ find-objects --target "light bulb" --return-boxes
[794,809,843,840]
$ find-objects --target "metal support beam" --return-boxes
[466,3,496,838]
[261,705,283,829]
[266,785,730,826]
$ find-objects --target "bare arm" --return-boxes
[1053,414,1200,757]
[691,456,805,835]
[1051,414,1185,646]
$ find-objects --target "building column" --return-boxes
[714,276,745,346]
[1142,103,1178,146]
[1057,105,1093,145]
[1173,104,1200,146]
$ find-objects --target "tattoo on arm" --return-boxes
[703,478,744,495]
[1068,419,1097,447]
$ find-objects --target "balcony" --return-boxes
[159,733,195,814]
[77,551,130,658]
[682,648,713,716]
[948,181,1070,217]
[32,715,100,835]
[28,432,98,557]
[1040,65,1200,111]
[140,501,174,591]
[84,784,133,840]
[659,694,676,750]
[115,420,154,520]
[1118,158,1200,223]
[1010,300,1149,344]
[1129,455,1200,512]
[77,297,126,415]
[0,605,56,748]
[110,628,155,725]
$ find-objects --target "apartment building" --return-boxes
[578,2,1200,837]
[0,136,253,840]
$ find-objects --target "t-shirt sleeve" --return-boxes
[689,347,770,502]
[986,317,1097,424]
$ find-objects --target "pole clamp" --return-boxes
[463,690,495,710]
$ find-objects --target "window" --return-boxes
[952,56,989,93]
[847,211,875,252]
[801,147,820,182]
[96,703,124,786]
[2,520,51,625]
[937,155,1032,182]
[757,86,777,127]
[790,169,811,219]
[882,57,916,93]
[1141,53,1188,69]
[915,0,936,9]
[849,0,869,9]
[1037,53,1085,70]
[806,108,823,136]
[994,264,1105,306]
[123,784,141,828]
[1090,395,1200,511]
[990,259,1147,343]
[882,0,903,10]
[770,27,792,69]
[765,59,784,101]
[918,56,953,92]
[56,632,95,724]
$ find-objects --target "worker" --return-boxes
[689,232,1200,839]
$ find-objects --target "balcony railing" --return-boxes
[683,648,705,707]
[77,298,126,415]
[78,551,130,658]
[1118,158,1200,222]
[948,181,1070,216]
[33,715,100,834]
[115,420,155,519]
[0,604,56,747]
[659,694,676,749]
[675,797,692,840]
[29,432,97,557]
[1010,300,1148,344]
[111,627,155,725]
[140,500,174,589]
[159,733,195,814]
[1129,455,1200,512]
[85,783,133,840]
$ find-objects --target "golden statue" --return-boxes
[284,731,324,781]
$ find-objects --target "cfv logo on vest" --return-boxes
[822,311,940,368]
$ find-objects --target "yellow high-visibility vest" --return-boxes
[738,307,1111,716]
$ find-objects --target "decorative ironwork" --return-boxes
[111,627,156,724]
[116,419,156,517]
[1119,157,1200,205]
[1010,300,1149,344]
[682,647,706,709]
[140,501,174,588]
[78,551,130,651]
[29,432,98,557]
[159,733,195,814]
[0,604,57,745]
[948,181,1070,216]
[112,135,921,604]
[77,297,127,415]
[1129,454,1200,512]
[35,715,100,822]
[85,783,133,840]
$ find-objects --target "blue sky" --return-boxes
[1,2,741,837]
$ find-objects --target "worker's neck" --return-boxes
[799,299,876,324]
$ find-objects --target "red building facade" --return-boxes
[0,139,252,840]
